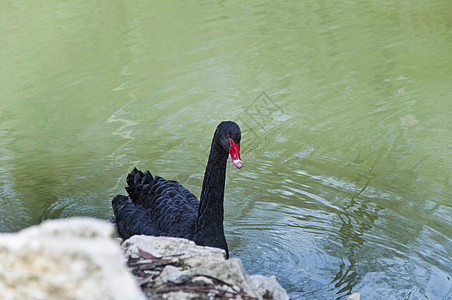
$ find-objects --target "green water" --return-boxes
[1,1,451,299]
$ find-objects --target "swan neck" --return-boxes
[199,142,228,223]
[194,141,229,255]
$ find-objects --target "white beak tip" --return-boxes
[232,159,243,169]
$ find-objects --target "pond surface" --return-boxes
[1,1,451,299]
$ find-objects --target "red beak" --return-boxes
[229,138,242,169]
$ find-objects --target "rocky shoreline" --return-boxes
[122,235,288,299]
[0,217,288,300]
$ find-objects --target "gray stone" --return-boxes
[123,234,289,300]
[154,258,262,298]
[250,275,290,300]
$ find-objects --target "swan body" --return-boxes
[112,121,242,258]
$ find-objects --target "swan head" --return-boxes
[215,121,242,169]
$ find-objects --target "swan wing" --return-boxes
[112,168,199,240]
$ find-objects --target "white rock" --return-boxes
[250,274,290,300]
[122,234,227,265]
[0,217,145,300]
[192,276,214,286]
[347,292,361,300]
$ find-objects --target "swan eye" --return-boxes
[226,134,230,138]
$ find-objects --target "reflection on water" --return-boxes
[1,1,452,299]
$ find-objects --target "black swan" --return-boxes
[112,121,242,258]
